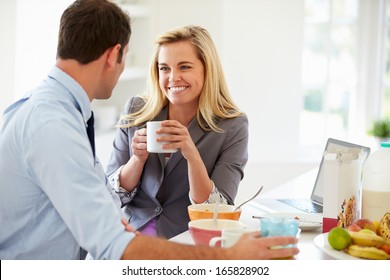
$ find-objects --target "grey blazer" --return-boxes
[106,97,249,239]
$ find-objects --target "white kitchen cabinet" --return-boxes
[117,1,153,82]
[93,0,155,130]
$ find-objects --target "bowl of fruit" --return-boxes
[326,214,390,260]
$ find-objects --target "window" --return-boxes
[383,0,390,117]
[301,0,390,149]
[300,0,359,145]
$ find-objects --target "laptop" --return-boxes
[250,138,370,216]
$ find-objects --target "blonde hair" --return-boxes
[120,25,243,132]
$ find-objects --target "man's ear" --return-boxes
[106,43,122,69]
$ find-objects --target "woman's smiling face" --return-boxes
[158,40,205,108]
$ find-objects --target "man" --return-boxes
[0,0,298,260]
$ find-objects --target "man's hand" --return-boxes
[121,218,141,236]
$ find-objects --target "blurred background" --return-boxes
[1,0,390,203]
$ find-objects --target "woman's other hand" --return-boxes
[131,127,149,162]
[158,120,199,161]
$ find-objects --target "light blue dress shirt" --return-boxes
[0,66,134,259]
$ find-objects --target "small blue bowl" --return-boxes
[260,217,299,237]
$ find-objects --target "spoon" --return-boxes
[233,185,264,211]
[213,198,220,226]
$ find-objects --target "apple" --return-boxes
[354,218,376,232]
[347,223,362,232]
[380,244,390,255]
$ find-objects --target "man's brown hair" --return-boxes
[57,0,131,64]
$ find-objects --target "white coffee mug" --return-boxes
[146,121,178,153]
[209,228,248,248]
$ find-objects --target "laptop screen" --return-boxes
[310,138,371,205]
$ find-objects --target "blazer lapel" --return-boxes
[143,106,168,199]
[153,107,169,169]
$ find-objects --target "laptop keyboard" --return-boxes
[278,199,323,213]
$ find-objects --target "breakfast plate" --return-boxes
[313,233,360,260]
[253,212,322,231]
[298,221,322,231]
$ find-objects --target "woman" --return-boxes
[106,25,248,239]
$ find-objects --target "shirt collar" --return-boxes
[48,66,92,123]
